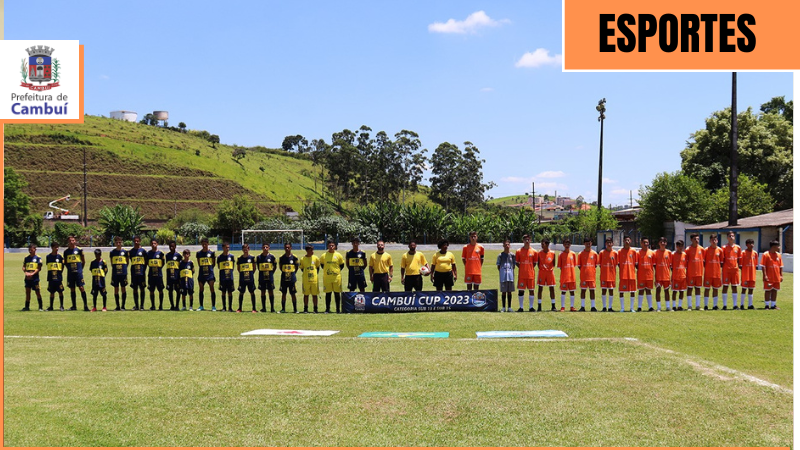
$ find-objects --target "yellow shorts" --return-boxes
[303,280,319,296]
[323,275,342,293]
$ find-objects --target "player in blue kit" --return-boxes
[129,236,148,310]
[22,243,44,311]
[345,237,367,292]
[89,249,108,311]
[217,242,236,312]
[45,242,65,311]
[63,235,88,311]
[278,243,300,313]
[146,239,166,310]
[179,249,195,310]
[164,241,182,310]
[237,243,257,312]
[109,236,129,310]
[195,238,216,311]
[256,243,277,312]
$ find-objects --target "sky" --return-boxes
[5,1,793,206]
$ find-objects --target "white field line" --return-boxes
[4,335,792,394]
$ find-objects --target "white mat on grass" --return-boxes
[241,329,339,336]
[476,330,568,338]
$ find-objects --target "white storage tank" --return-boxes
[153,111,169,121]
[110,110,138,122]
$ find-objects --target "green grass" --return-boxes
[3,250,793,446]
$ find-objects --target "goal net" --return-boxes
[241,229,304,249]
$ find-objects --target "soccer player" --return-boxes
[537,238,557,311]
[671,240,688,310]
[686,233,705,311]
[64,235,89,311]
[195,238,217,311]
[496,239,515,312]
[109,236,129,310]
[164,241,182,310]
[515,235,537,311]
[636,238,655,311]
[300,244,321,313]
[129,236,148,311]
[653,237,672,311]
[617,236,638,312]
[146,239,166,310]
[256,243,278,312]
[321,240,345,313]
[179,249,195,310]
[22,243,43,311]
[461,231,484,291]
[216,242,236,312]
[577,238,599,312]
[401,240,428,293]
[557,239,577,311]
[722,231,742,310]
[89,249,108,311]
[431,239,457,292]
[237,243,257,313]
[599,238,618,312]
[279,243,300,313]
[761,240,783,310]
[369,241,393,293]
[738,238,758,310]
[703,235,724,310]
[45,242,65,311]
[346,238,368,293]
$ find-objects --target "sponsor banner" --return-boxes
[240,329,339,336]
[477,330,569,339]
[343,290,497,313]
[359,332,450,339]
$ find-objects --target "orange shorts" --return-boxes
[464,274,482,284]
[703,277,722,289]
[580,280,596,289]
[687,276,703,287]
[560,282,576,291]
[722,269,740,286]
[672,279,687,291]
[600,280,616,289]
[764,281,781,291]
[637,280,654,290]
[518,278,536,290]
[741,280,756,289]
[655,279,671,289]
[537,271,555,287]
[619,279,636,293]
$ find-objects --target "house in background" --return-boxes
[685,209,793,254]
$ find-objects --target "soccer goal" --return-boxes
[241,229,304,249]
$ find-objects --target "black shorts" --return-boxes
[238,282,256,293]
[91,286,106,295]
[181,279,194,295]
[197,272,216,283]
[219,279,235,292]
[433,271,454,290]
[403,274,423,292]
[348,275,367,291]
[24,279,40,289]
[280,280,297,294]
[131,275,146,288]
[67,274,84,289]
[47,281,64,294]
[148,278,164,291]
[372,273,390,293]
[111,275,128,287]
[259,279,275,291]
[166,278,180,290]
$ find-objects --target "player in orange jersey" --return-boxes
[703,234,724,310]
[685,233,705,310]
[738,238,758,310]
[515,235,537,312]
[558,239,578,311]
[761,240,783,309]
[636,237,656,311]
[599,238,618,312]
[617,236,638,312]
[537,238,557,311]
[461,231,484,291]
[653,237,672,311]
[721,230,742,309]
[671,240,688,310]
[578,237,599,312]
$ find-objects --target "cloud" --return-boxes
[535,170,566,179]
[428,11,509,34]
[515,48,562,68]
[611,188,631,195]
[480,87,494,92]
[602,177,617,184]
[501,176,535,184]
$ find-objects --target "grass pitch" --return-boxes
[3,250,793,446]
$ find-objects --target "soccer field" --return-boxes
[2,250,793,446]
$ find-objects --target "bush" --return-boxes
[154,227,177,244]
[179,222,211,242]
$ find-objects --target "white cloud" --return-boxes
[602,177,617,184]
[501,176,535,184]
[515,48,562,68]
[428,11,509,34]
[535,170,566,179]
[611,188,631,195]
[480,87,494,92]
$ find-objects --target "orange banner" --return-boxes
[564,0,800,70]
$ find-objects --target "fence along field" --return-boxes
[2,249,792,446]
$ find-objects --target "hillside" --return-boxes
[487,195,531,207]
[4,116,328,222]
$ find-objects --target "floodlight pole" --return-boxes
[596,98,606,216]
[83,146,88,227]
[729,73,739,226]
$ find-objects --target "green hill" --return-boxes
[487,195,531,207]
[4,116,328,222]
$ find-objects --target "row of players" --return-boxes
[21,231,784,313]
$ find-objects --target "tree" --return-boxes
[214,195,263,237]
[575,195,585,210]
[637,172,712,239]
[706,174,774,223]
[178,122,187,133]
[394,130,427,203]
[680,105,792,209]
[429,142,464,210]
[4,167,31,229]
[282,134,308,153]
[232,147,247,160]
[456,142,496,212]
[761,96,793,124]
[209,134,220,147]
[98,204,146,240]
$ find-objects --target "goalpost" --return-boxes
[241,229,305,248]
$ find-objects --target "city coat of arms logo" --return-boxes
[20,45,60,91]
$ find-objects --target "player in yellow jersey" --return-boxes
[321,240,345,313]
[401,240,429,292]
[369,241,394,293]
[300,244,321,313]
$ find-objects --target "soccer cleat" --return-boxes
[722,306,727,310]
[551,305,557,311]
[102,307,107,312]
[527,307,534,312]
[295,310,301,314]
[325,310,330,314]
[84,307,91,312]
[158,307,163,311]
[236,309,242,313]
[517,308,524,312]
[212,307,217,312]
[590,307,597,312]
[260,308,267,313]
[252,310,257,313]
[181,307,187,311]
[90,307,97,312]
[560,307,566,312]
[570,307,577,312]
[149,306,156,311]
[279,310,285,314]
[747,305,755,310]
[21,307,30,311]
[703,306,709,311]
[272,309,277,313]
[578,307,586,312]
[197,306,205,311]
[46,307,54,311]
[608,308,615,312]
[189,307,194,311]
[686,307,692,311]
[69,306,77,311]
[648,307,655,312]
[38,308,44,311]
[132,306,139,311]
[60,307,65,311]
[636,308,642,312]
[712,306,719,310]
[732,306,739,310]
[537,305,542,312]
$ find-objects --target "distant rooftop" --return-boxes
[688,209,793,230]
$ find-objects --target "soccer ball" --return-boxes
[419,265,431,276]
